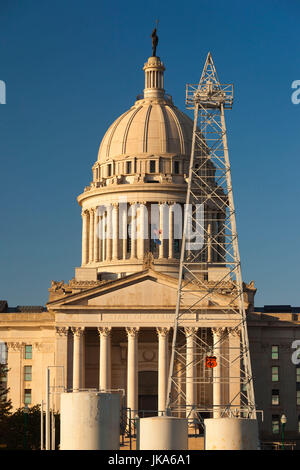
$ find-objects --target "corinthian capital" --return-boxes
[212,327,226,339]
[156,327,170,338]
[227,327,241,338]
[97,327,112,337]
[6,342,24,351]
[184,327,198,337]
[81,209,89,217]
[126,327,140,338]
[71,327,85,337]
[56,326,69,337]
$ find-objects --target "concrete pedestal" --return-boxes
[204,417,259,450]
[60,391,120,450]
[138,416,188,450]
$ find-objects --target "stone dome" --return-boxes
[97,56,193,162]
[97,99,193,162]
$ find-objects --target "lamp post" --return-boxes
[24,404,29,450]
[281,414,287,450]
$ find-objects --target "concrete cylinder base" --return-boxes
[138,416,188,450]
[204,417,259,450]
[60,391,120,450]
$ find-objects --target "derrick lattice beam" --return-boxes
[166,52,256,420]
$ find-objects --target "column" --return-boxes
[106,204,112,261]
[89,209,94,263]
[228,328,241,412]
[168,203,174,259]
[81,330,85,389]
[98,214,103,262]
[122,203,127,260]
[112,203,119,260]
[212,327,224,418]
[207,209,212,263]
[212,212,217,262]
[137,203,146,259]
[71,327,85,391]
[94,209,99,262]
[102,211,106,261]
[130,203,137,259]
[218,212,226,263]
[81,210,89,265]
[126,327,139,417]
[176,359,183,418]
[55,327,68,407]
[185,327,198,422]
[156,327,169,415]
[159,203,165,259]
[97,327,111,391]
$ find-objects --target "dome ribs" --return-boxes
[122,105,144,155]
[143,104,152,154]
[104,108,133,159]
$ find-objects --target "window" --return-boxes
[272,415,280,434]
[126,161,132,174]
[24,389,31,405]
[297,390,300,406]
[272,389,279,405]
[272,366,279,382]
[107,164,112,177]
[126,227,131,254]
[272,345,279,360]
[174,161,179,174]
[24,366,32,382]
[149,160,156,173]
[297,367,300,383]
[25,345,32,360]
[0,342,7,364]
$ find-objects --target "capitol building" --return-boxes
[1,50,300,449]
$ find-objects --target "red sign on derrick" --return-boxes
[205,356,217,368]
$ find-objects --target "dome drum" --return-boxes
[90,155,188,188]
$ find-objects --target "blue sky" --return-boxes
[0,0,299,307]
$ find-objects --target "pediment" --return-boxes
[48,270,181,310]
[47,269,235,312]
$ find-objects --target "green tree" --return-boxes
[5,405,60,450]
[0,363,12,417]
[0,362,12,447]
[6,405,42,449]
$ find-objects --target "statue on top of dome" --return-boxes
[151,27,158,57]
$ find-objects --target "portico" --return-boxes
[49,269,243,418]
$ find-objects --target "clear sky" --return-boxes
[0,0,299,307]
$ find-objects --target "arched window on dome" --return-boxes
[149,160,156,173]
[126,161,132,175]
[174,161,179,175]
[126,233,131,256]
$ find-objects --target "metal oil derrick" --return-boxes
[166,53,256,421]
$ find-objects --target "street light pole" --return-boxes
[41,400,44,450]
[281,414,287,450]
[46,368,50,450]
[23,404,29,449]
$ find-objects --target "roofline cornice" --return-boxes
[77,183,188,205]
